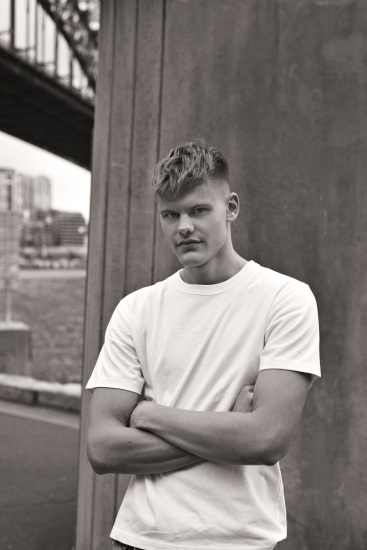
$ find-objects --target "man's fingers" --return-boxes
[232,384,255,412]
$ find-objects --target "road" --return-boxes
[0,400,80,550]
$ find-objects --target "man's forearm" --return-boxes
[87,419,203,475]
[130,371,310,466]
[131,403,278,466]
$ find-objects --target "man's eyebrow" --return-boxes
[159,203,212,215]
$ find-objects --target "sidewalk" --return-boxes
[0,373,81,412]
[0,399,79,550]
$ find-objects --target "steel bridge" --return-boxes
[0,0,99,169]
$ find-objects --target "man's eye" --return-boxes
[193,208,207,214]
[163,212,179,218]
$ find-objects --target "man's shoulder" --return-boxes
[109,275,175,329]
[254,262,310,291]
[249,262,314,308]
[119,273,175,307]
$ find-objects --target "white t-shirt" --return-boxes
[86,260,321,550]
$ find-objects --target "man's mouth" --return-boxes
[177,240,201,246]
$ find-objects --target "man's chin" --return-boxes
[177,254,206,267]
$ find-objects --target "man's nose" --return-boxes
[177,215,194,234]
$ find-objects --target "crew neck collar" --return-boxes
[170,260,257,294]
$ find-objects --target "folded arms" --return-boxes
[87,369,310,475]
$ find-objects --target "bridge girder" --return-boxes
[37,0,99,92]
[0,45,94,168]
[0,0,98,167]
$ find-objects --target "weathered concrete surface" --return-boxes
[0,322,32,376]
[156,2,367,547]
[78,1,367,549]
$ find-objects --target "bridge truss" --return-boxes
[0,0,99,168]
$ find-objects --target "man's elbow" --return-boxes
[87,435,110,475]
[89,459,107,475]
[239,434,289,467]
[258,434,290,466]
[259,446,287,466]
[87,430,131,475]
[88,457,108,475]
[87,430,138,475]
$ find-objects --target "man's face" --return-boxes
[157,180,233,268]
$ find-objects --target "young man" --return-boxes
[86,141,321,550]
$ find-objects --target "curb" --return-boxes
[0,374,81,413]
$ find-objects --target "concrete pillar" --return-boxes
[76,2,165,549]
[77,1,367,548]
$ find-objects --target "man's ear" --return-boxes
[226,193,240,222]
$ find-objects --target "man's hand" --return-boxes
[130,400,154,429]
[232,385,254,412]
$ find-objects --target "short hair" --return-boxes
[151,140,230,199]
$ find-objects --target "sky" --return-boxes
[0,131,91,221]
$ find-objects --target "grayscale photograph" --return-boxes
[0,1,365,550]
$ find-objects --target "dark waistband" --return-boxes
[111,541,144,550]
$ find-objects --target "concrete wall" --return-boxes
[77,1,367,548]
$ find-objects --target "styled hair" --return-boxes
[151,140,230,198]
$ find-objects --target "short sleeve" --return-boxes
[85,297,145,394]
[259,282,321,385]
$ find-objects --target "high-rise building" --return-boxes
[32,176,52,211]
[20,175,34,211]
[0,169,52,213]
[0,168,22,212]
[0,170,22,278]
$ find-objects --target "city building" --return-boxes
[32,176,52,211]
[53,212,87,246]
[0,169,51,213]
[0,168,87,268]
[0,169,22,278]
[0,168,22,212]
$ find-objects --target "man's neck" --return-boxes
[180,253,247,285]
